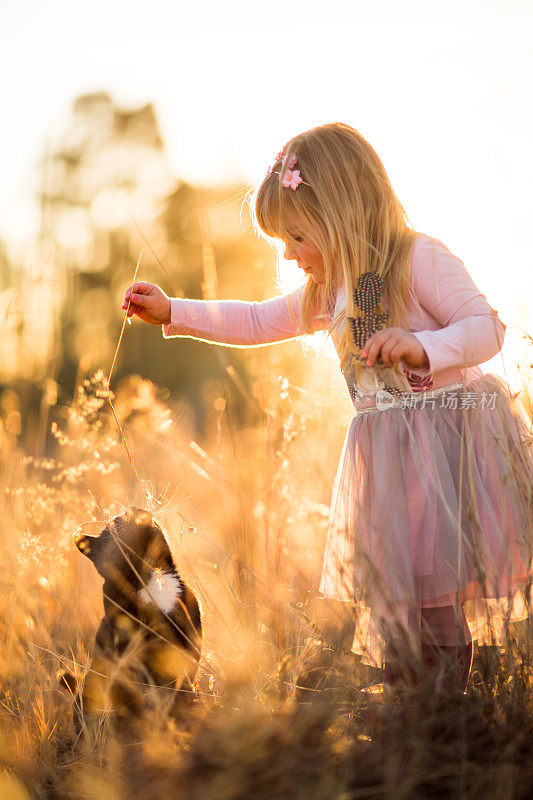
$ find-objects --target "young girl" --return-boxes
[122,122,533,693]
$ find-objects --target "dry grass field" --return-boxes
[1,348,532,800]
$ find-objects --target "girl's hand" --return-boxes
[361,328,430,371]
[122,282,171,326]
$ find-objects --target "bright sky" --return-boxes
[1,0,532,379]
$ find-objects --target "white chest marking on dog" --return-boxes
[138,569,183,614]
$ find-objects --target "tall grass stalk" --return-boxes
[0,349,532,800]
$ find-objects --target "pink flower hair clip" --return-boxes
[281,155,302,190]
[267,148,305,189]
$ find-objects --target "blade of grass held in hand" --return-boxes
[105,248,144,479]
[108,248,143,386]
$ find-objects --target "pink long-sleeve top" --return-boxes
[163,233,505,391]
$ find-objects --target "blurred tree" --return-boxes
[0,238,12,289]
[36,91,307,444]
[39,92,173,379]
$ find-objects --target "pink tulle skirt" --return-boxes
[319,374,533,667]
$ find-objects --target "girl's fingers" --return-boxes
[131,281,155,295]
[122,300,144,315]
[389,343,407,364]
[123,282,152,302]
[364,331,393,366]
[380,336,405,365]
[129,293,150,307]
[362,329,417,367]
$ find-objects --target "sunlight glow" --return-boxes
[0,1,531,388]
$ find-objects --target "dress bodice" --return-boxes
[329,285,426,410]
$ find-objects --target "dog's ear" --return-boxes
[125,507,153,527]
[57,669,77,695]
[73,533,98,560]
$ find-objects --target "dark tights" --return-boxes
[383,605,474,692]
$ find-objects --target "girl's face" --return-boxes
[282,228,326,285]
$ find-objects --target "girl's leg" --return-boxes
[383,659,418,688]
[383,604,473,692]
[420,641,473,692]
[420,604,473,692]
[382,613,421,690]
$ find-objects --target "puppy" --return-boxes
[66,507,202,728]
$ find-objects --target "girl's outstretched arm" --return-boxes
[122,282,328,347]
[407,236,506,375]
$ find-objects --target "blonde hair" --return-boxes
[251,122,419,374]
